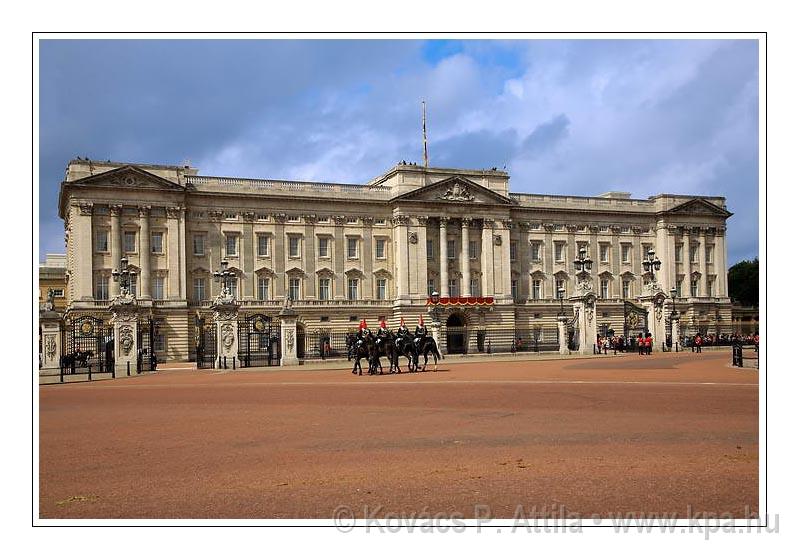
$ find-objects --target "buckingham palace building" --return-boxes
[57,158,733,362]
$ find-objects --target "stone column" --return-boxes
[362,216,374,299]
[178,206,187,300]
[279,305,299,366]
[415,216,430,298]
[499,219,513,301]
[109,297,139,377]
[74,203,94,300]
[332,215,345,299]
[166,206,182,301]
[138,206,152,299]
[39,310,62,377]
[683,228,692,294]
[461,218,471,296]
[110,204,122,298]
[212,299,239,369]
[439,217,449,297]
[718,226,729,297]
[481,220,495,298]
[393,215,410,301]
[698,230,708,297]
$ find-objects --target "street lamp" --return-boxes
[573,247,593,274]
[669,287,679,351]
[112,255,137,297]
[557,286,566,319]
[429,290,441,323]
[213,260,236,298]
[642,248,662,274]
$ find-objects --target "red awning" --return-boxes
[426,296,494,306]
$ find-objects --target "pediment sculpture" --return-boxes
[439,182,475,202]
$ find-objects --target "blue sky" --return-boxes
[39,39,758,265]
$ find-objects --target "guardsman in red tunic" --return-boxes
[637,334,644,356]
[645,334,653,355]
[694,334,703,353]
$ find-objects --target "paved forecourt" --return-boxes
[39,351,758,519]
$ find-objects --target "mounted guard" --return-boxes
[414,315,428,352]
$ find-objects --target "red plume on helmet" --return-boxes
[400,317,405,327]
[360,319,366,329]
[380,319,386,328]
[418,315,424,326]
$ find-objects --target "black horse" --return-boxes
[394,334,418,373]
[60,350,94,371]
[414,336,442,372]
[371,333,399,374]
[350,335,380,375]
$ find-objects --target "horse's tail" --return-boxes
[434,341,442,360]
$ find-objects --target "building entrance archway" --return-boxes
[446,312,466,354]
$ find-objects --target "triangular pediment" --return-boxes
[390,176,513,206]
[66,165,184,191]
[662,198,732,218]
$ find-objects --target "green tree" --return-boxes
[728,258,758,307]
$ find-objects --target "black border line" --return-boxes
[32,30,768,530]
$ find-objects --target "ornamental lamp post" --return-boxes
[213,259,236,299]
[573,247,593,274]
[112,255,137,297]
[642,248,662,274]
[669,287,679,351]
[429,291,442,323]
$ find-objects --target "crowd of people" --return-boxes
[682,332,760,351]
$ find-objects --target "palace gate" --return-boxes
[238,313,281,367]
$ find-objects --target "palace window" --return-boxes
[706,245,714,264]
[193,234,205,256]
[530,241,541,261]
[123,231,136,253]
[225,234,238,257]
[621,243,631,264]
[600,279,609,299]
[511,279,518,300]
[599,244,610,263]
[257,235,271,257]
[426,239,434,261]
[95,230,109,253]
[289,277,301,300]
[193,277,206,301]
[129,275,137,296]
[318,278,330,300]
[469,240,478,260]
[318,237,329,258]
[375,238,386,259]
[622,279,631,299]
[555,278,565,295]
[554,242,565,263]
[152,277,165,300]
[690,244,699,263]
[376,278,387,300]
[258,277,270,300]
[510,241,518,261]
[427,278,435,296]
[690,278,698,297]
[532,279,542,300]
[151,231,164,254]
[94,274,109,300]
[347,237,359,259]
[675,244,683,262]
[447,240,456,260]
[707,279,715,297]
[154,333,166,353]
[448,278,459,297]
[288,236,301,258]
[470,278,480,297]
[347,278,359,300]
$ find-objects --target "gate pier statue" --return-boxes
[279,296,299,366]
[109,291,139,377]
[39,289,62,378]
[569,248,597,355]
[211,288,239,368]
[109,257,139,377]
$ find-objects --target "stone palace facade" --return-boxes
[58,159,733,362]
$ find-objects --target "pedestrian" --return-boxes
[694,334,703,354]
[645,333,653,355]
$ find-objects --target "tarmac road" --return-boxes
[38,352,758,519]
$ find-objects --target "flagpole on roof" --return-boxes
[422,100,429,168]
